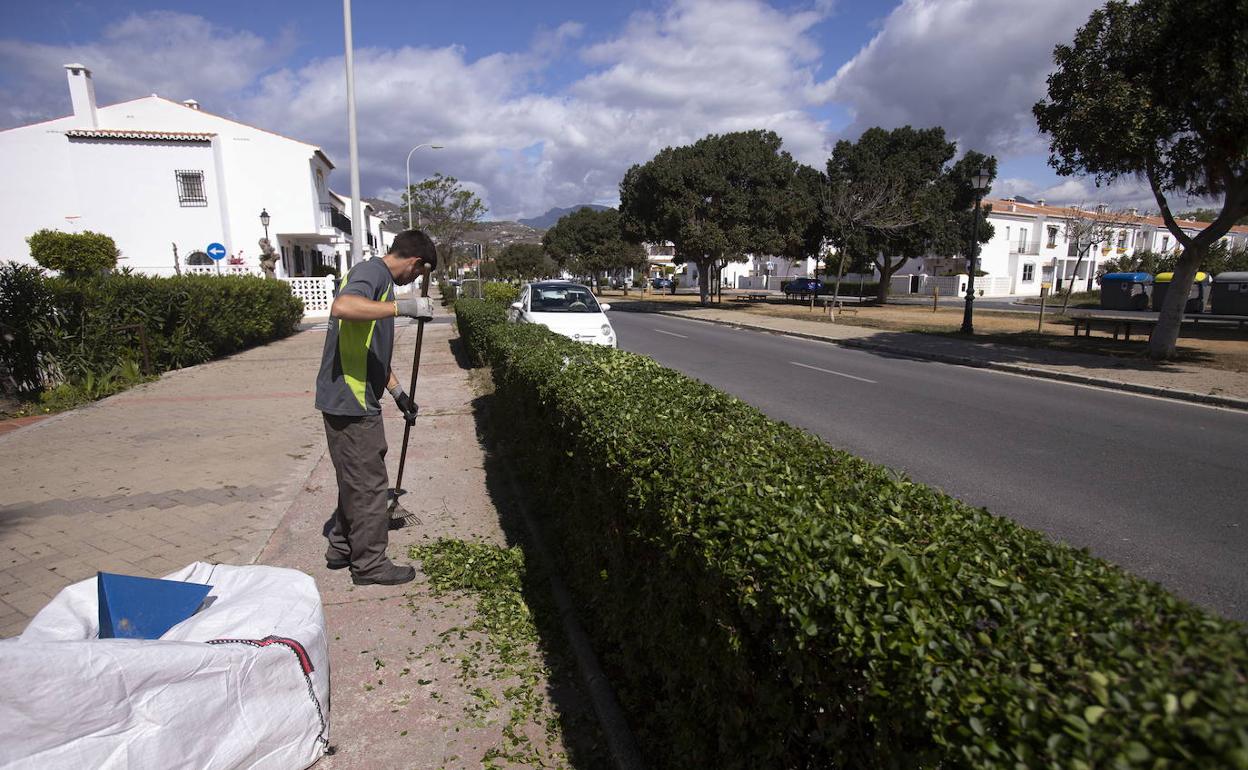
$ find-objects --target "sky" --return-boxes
[0,0,1173,221]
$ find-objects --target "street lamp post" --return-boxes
[960,168,992,335]
[405,143,445,229]
[259,209,270,241]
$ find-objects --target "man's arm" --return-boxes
[331,293,399,320]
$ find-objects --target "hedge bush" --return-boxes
[483,281,519,305]
[27,229,120,276]
[0,264,303,398]
[454,297,1248,769]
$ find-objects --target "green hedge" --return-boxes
[1,264,303,397]
[483,281,519,305]
[453,297,1248,769]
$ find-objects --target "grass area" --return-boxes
[1016,290,1100,308]
[605,291,1248,373]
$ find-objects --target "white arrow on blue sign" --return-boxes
[206,243,227,260]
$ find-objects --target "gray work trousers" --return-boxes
[323,412,391,577]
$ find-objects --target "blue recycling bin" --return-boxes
[1099,272,1152,310]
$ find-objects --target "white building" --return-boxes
[0,64,374,278]
[906,198,1248,298]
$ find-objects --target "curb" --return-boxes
[650,311,1248,412]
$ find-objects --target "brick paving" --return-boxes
[0,328,329,637]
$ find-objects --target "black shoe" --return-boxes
[326,557,350,570]
[351,564,416,586]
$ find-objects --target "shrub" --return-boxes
[454,297,1248,769]
[483,281,519,305]
[27,229,120,276]
[0,262,64,395]
[0,267,303,400]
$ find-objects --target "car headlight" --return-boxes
[601,324,613,336]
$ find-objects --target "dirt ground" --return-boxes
[602,289,1248,374]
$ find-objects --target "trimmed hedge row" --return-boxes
[0,265,303,396]
[454,297,1248,769]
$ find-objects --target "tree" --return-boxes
[542,208,645,291]
[822,127,996,303]
[619,130,811,305]
[27,229,119,277]
[1034,0,1248,359]
[496,243,552,280]
[1058,206,1131,312]
[401,173,487,276]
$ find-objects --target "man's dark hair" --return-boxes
[389,229,438,268]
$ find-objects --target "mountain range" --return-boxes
[515,204,610,230]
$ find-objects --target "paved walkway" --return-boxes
[0,307,601,767]
[618,302,1248,408]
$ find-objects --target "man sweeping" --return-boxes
[314,229,436,585]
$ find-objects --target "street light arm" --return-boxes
[405,143,445,230]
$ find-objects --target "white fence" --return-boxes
[282,276,336,317]
[179,266,335,318]
[184,265,261,277]
[889,274,1015,298]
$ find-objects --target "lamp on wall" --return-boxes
[960,168,991,335]
[260,209,271,241]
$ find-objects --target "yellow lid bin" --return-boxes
[1151,272,1212,312]
[1154,272,1210,283]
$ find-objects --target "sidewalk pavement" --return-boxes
[624,302,1248,409]
[0,306,600,767]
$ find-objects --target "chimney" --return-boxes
[182,99,200,110]
[1096,203,1108,213]
[1036,198,1046,207]
[64,63,98,128]
[1129,207,1138,216]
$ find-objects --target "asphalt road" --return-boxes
[608,309,1248,621]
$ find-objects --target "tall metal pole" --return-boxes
[961,194,983,335]
[343,0,364,267]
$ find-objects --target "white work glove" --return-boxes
[395,297,434,321]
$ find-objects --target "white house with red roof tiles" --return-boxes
[0,64,371,279]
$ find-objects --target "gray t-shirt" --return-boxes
[315,259,395,416]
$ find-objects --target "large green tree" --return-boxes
[619,130,813,305]
[542,207,645,289]
[823,127,996,303]
[496,242,555,280]
[1034,0,1248,359]
[401,173,487,276]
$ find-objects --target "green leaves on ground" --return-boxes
[412,537,570,769]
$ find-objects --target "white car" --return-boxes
[508,281,617,347]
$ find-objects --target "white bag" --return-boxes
[0,563,330,769]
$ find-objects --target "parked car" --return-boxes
[508,281,617,347]
[783,277,825,299]
[651,277,674,290]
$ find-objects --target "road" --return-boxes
[607,309,1248,621]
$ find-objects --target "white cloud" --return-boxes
[825,0,1103,157]
[0,12,294,126]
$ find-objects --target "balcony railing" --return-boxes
[1011,240,1041,256]
[319,204,352,235]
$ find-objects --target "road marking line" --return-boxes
[790,361,877,384]
[653,329,688,338]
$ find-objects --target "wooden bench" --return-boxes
[1072,316,1152,340]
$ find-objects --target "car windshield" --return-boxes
[530,286,601,313]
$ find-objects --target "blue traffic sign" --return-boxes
[206,242,227,260]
